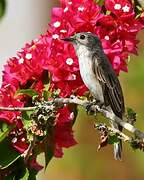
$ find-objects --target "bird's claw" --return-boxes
[86,100,103,115]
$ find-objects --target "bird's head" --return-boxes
[62,32,102,50]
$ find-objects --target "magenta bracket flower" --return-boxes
[0,0,144,179]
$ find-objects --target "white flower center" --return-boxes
[52,34,59,39]
[122,5,130,12]
[78,6,84,12]
[21,138,25,142]
[72,74,76,80]
[114,4,121,10]
[4,84,11,88]
[60,29,67,33]
[17,116,21,119]
[25,53,32,60]
[53,21,61,28]
[70,112,74,119]
[19,58,24,64]
[64,7,69,12]
[66,58,74,65]
[34,38,39,43]
[12,137,17,143]
[104,35,110,40]
[68,1,72,5]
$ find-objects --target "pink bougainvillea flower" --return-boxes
[0,85,24,124]
[53,106,77,157]
[54,122,77,157]
[29,157,44,171]
[12,133,29,154]
[105,0,134,19]
[0,0,143,160]
[96,9,143,73]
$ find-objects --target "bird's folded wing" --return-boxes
[92,54,124,118]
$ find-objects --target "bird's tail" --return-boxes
[114,140,122,160]
[111,121,122,160]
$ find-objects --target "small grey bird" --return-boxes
[62,32,125,160]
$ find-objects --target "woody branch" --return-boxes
[0,96,144,141]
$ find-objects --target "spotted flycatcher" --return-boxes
[62,32,125,160]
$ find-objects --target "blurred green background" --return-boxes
[38,31,144,180]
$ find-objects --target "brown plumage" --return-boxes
[92,53,125,120]
[62,32,125,160]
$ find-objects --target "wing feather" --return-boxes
[92,54,125,118]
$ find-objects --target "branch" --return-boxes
[94,123,132,151]
[54,97,144,140]
[0,106,36,111]
[108,126,131,142]
[0,97,144,140]
[95,123,131,142]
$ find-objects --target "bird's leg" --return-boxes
[93,99,104,108]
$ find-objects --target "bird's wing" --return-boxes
[92,53,125,118]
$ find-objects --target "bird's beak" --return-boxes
[61,36,75,42]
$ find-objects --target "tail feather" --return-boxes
[112,121,123,160]
[114,140,122,160]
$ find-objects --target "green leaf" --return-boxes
[41,70,51,100]
[28,169,38,180]
[42,83,51,100]
[52,89,61,98]
[44,143,53,170]
[3,173,16,180]
[15,89,38,97]
[0,122,15,142]
[22,111,33,121]
[0,0,6,19]
[44,84,50,91]
[108,134,119,144]
[11,167,29,180]
[22,111,33,141]
[13,158,29,180]
[0,138,21,169]
[95,0,104,6]
[130,140,139,151]
[43,134,54,170]
[127,107,136,118]
[3,158,29,180]
[43,90,50,100]
[126,107,137,125]
[19,167,29,180]
[129,139,144,151]
[22,111,33,127]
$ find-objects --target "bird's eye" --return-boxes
[80,34,85,40]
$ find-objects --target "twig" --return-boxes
[108,127,131,142]
[54,97,144,140]
[0,106,36,111]
[0,97,144,140]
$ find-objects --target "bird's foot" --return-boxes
[86,100,104,115]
